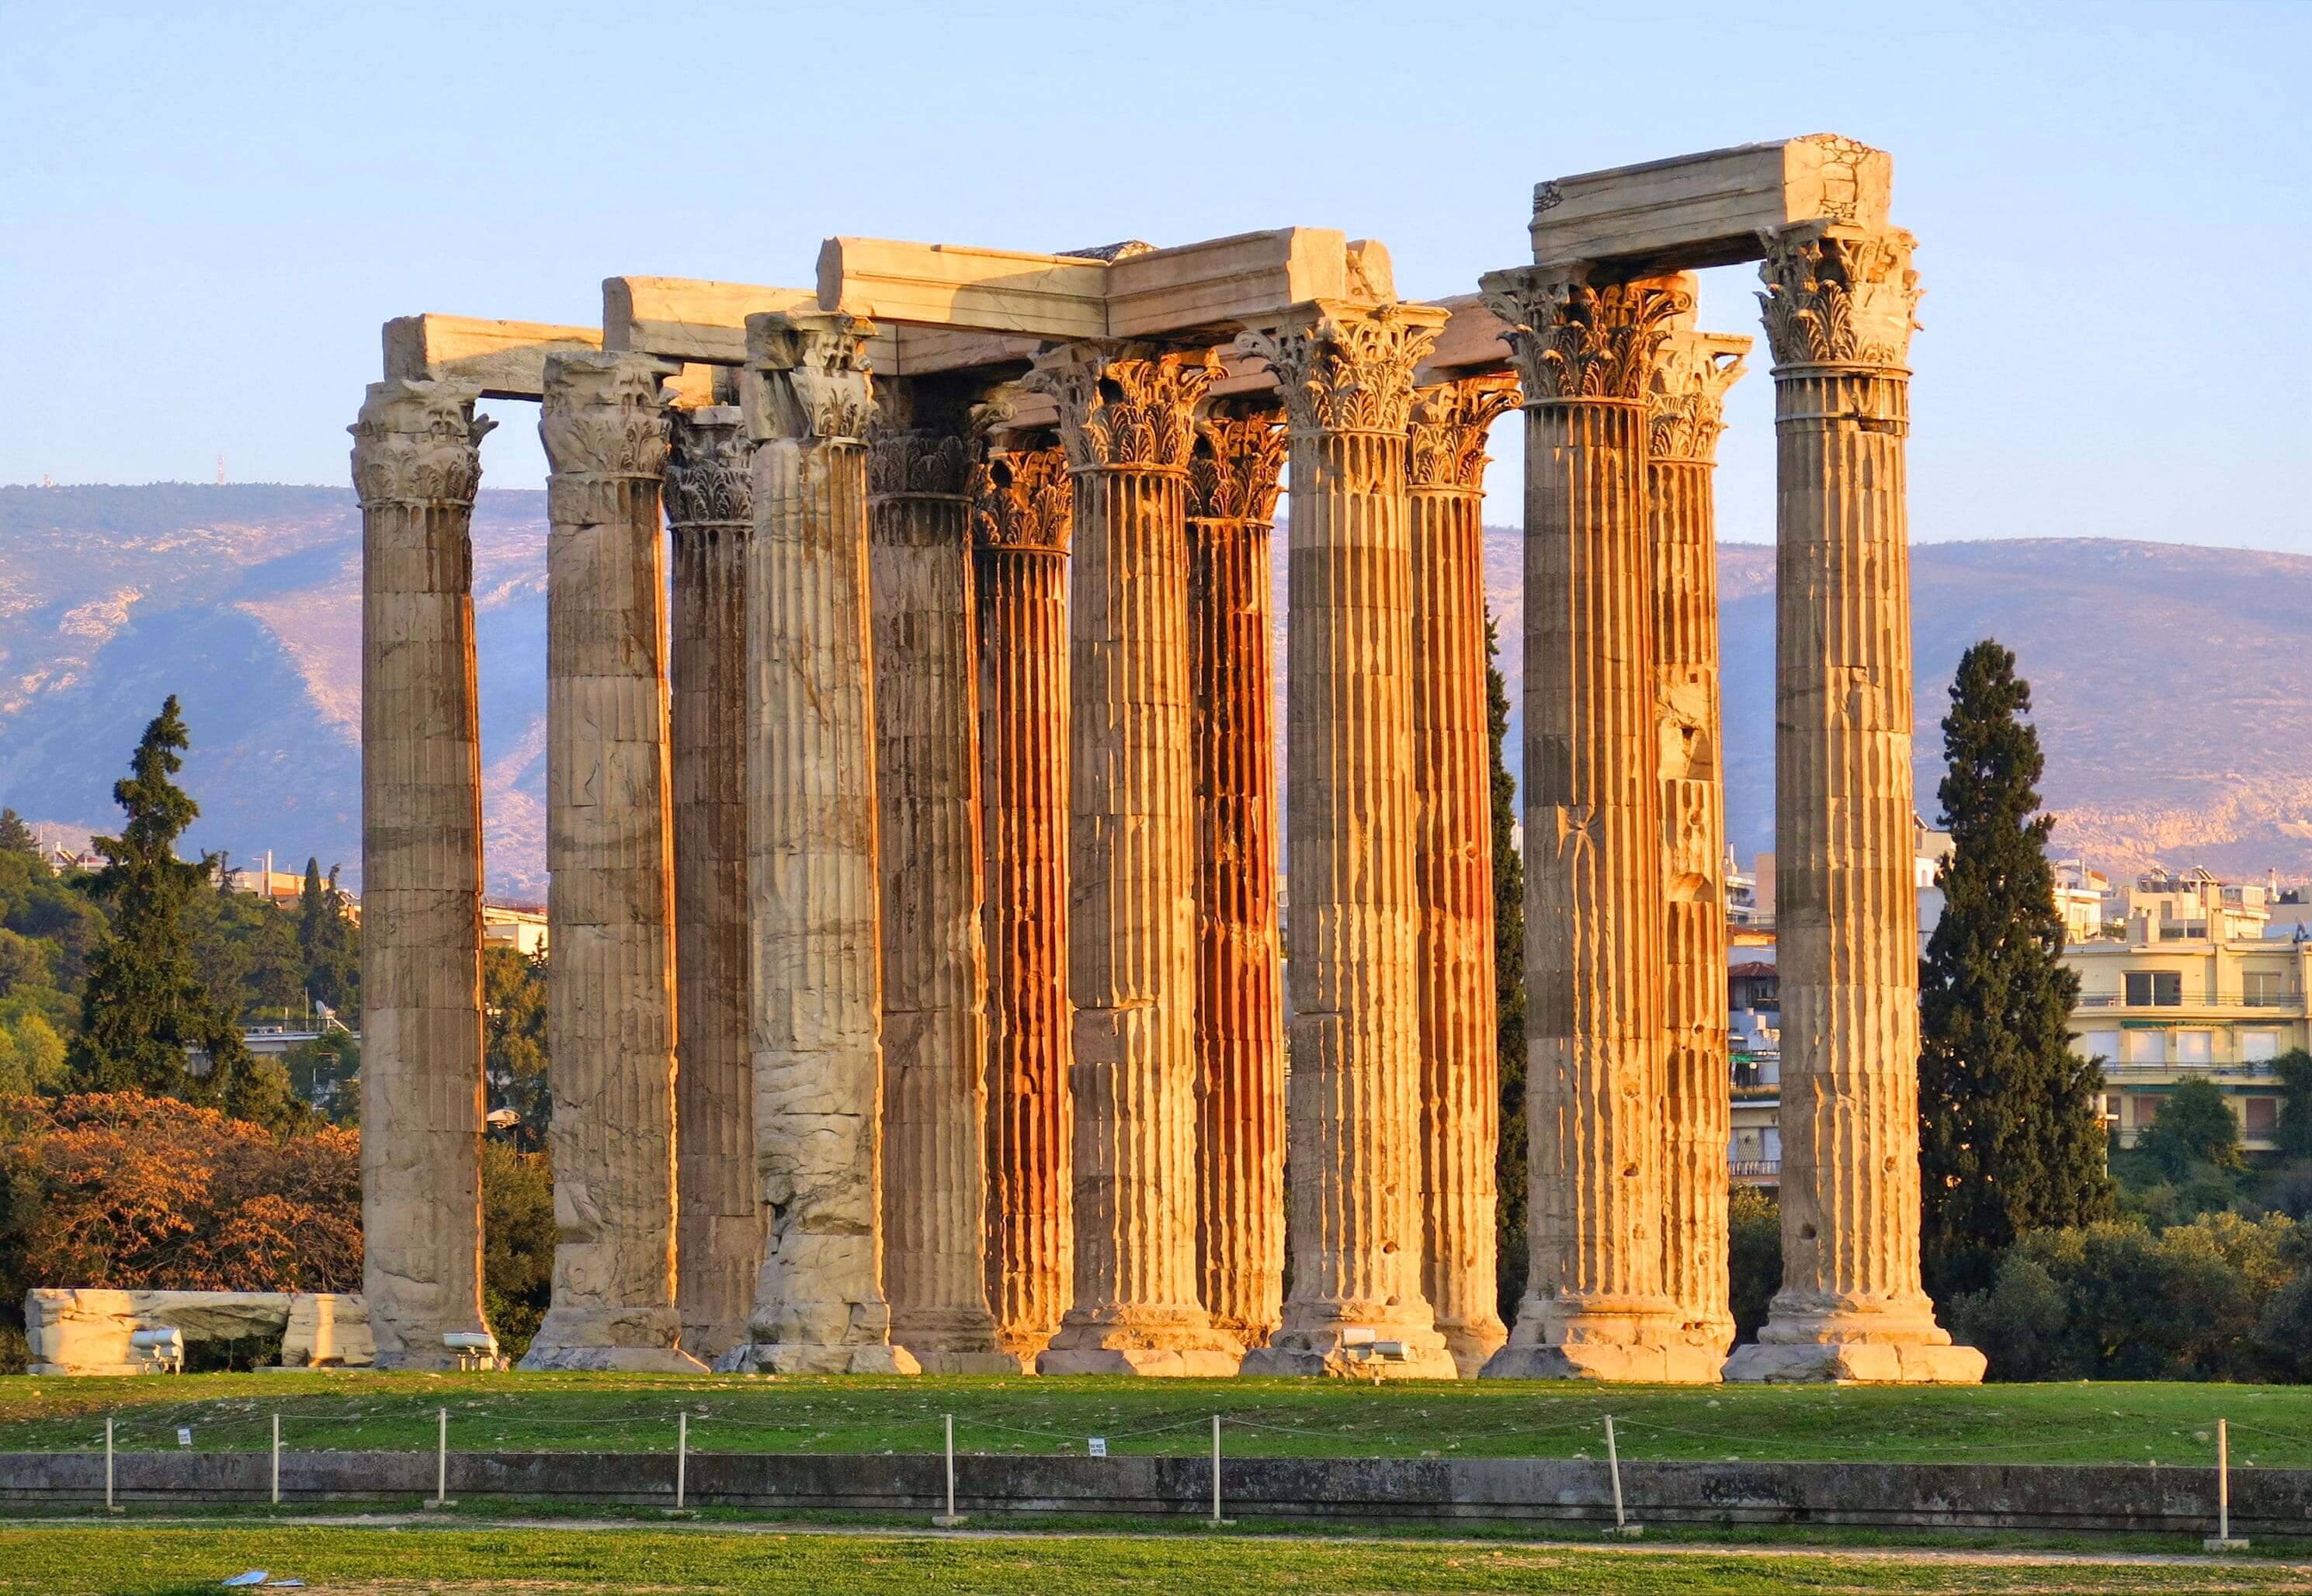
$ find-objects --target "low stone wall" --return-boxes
[25,1291,372,1374]
[5,1450,2307,1537]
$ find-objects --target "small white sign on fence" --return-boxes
[1087,1437,1107,1459]
[176,1428,193,1449]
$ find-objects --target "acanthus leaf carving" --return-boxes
[349,378,495,507]
[1236,302,1440,437]
[866,426,972,498]
[970,445,1074,553]
[1407,376,1519,490]
[1187,407,1286,524]
[1755,227,1921,370]
[538,352,675,479]
[1480,275,1691,403]
[1647,332,1751,463]
[664,407,755,529]
[1024,345,1213,471]
[746,310,879,445]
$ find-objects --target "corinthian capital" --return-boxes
[1025,344,1213,472]
[1648,330,1751,463]
[1187,405,1286,524]
[1237,300,1444,437]
[745,310,878,444]
[539,352,676,478]
[349,378,495,507]
[1407,376,1519,490]
[1755,224,1921,370]
[867,426,972,498]
[1478,269,1692,403]
[970,445,1074,553]
[665,406,755,529]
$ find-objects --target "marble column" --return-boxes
[524,352,703,1372]
[868,393,1014,1372]
[1028,344,1243,1376]
[1185,404,1288,1351]
[972,442,1076,1362]
[722,311,917,1376]
[1238,302,1456,1380]
[1725,224,1984,1383]
[1477,270,1717,1382]
[1405,375,1519,1377]
[1647,322,1748,1365]
[665,405,761,1364]
[350,378,493,1370]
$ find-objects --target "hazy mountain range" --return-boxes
[5,484,2310,897]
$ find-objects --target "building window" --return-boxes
[2241,1030,2281,1063]
[2126,971,2183,1007]
[2125,1030,2168,1067]
[2130,1093,2160,1128]
[2177,1030,2213,1066]
[2245,1098,2279,1136]
[2081,1029,2121,1064]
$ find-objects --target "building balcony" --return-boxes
[1730,1159,1781,1183]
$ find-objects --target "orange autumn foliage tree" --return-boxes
[0,1092,360,1293]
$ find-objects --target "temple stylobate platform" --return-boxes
[352,134,1982,1384]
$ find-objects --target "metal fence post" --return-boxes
[1604,1415,1639,1537]
[676,1412,687,1511]
[105,1417,116,1514]
[1210,1415,1224,1527]
[435,1407,448,1508]
[933,1413,962,1526]
[2205,1417,2249,1552]
[271,1414,280,1506]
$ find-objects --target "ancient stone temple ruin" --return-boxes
[351,135,1983,1383]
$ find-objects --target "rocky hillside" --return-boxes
[5,484,2309,894]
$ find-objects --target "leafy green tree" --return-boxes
[1918,640,2112,1297]
[297,859,359,1018]
[283,1032,360,1124]
[1486,612,1528,1327]
[61,698,297,1129]
[482,1140,554,1358]
[1727,1185,1783,1342]
[2273,1049,2312,1161]
[0,811,36,860]
[2138,1076,2244,1179]
[484,946,550,1151]
[0,1014,68,1095]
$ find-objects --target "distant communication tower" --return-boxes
[216,454,226,486]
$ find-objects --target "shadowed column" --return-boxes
[351,377,494,1370]
[1238,302,1456,1380]
[1725,225,1984,1384]
[1477,270,1717,1382]
[1029,344,1243,1376]
[665,404,761,1364]
[1406,374,1519,1377]
[525,351,703,1372]
[972,442,1076,1363]
[1645,320,1749,1366]
[869,390,1012,1372]
[724,311,919,1376]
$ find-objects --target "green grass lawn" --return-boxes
[0,1372,2307,1468]
[2,1524,2310,1595]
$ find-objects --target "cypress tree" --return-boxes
[1488,612,1529,1324]
[64,697,273,1120]
[0,809,37,859]
[1918,641,2112,1297]
[297,856,359,1016]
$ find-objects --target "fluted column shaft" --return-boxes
[730,311,917,1376]
[1030,346,1241,1376]
[1647,327,1747,1363]
[352,379,493,1370]
[1729,226,1981,1383]
[1186,409,1287,1351]
[869,418,1009,1371]
[1238,303,1454,1379]
[973,446,1075,1361]
[666,406,760,1363]
[1478,272,1716,1381]
[525,352,700,1372]
[1406,378,1517,1376]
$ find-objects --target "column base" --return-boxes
[516,1306,706,1372]
[893,1312,1023,1373]
[1721,1340,1986,1384]
[517,1344,708,1373]
[1479,1339,1724,1383]
[1037,1309,1243,1377]
[714,1341,923,1376]
[1439,1317,1510,1380]
[917,1349,1037,1375]
[1240,1320,1459,1381]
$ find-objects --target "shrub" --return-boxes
[1727,1185,1781,1341]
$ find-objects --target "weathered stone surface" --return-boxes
[1186,404,1288,1352]
[1649,320,1749,1364]
[666,405,762,1363]
[382,316,601,400]
[1725,226,1982,1386]
[524,351,701,1374]
[1237,304,1456,1381]
[1478,272,1717,1383]
[1406,375,1519,1377]
[1029,345,1242,1377]
[869,390,1014,1373]
[972,442,1076,1362]
[350,378,492,1372]
[726,312,918,1377]
[26,1289,373,1373]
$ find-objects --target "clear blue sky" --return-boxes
[6,1,2307,551]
